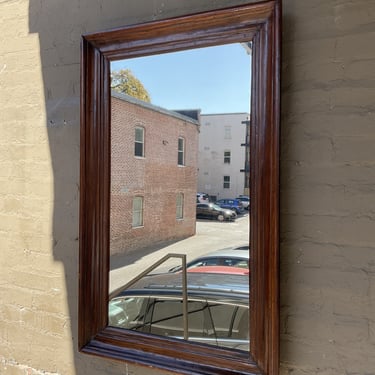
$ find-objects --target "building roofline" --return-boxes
[201,112,250,116]
[111,91,200,126]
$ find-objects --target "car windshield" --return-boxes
[109,294,249,351]
[211,203,224,211]
[109,267,249,351]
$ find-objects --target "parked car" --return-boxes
[230,244,249,251]
[196,192,210,203]
[236,195,250,210]
[196,203,236,221]
[108,272,249,351]
[187,266,249,275]
[215,199,245,214]
[168,247,249,273]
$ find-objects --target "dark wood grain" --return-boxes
[79,1,281,374]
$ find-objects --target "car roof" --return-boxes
[217,199,243,206]
[187,266,249,275]
[112,272,249,299]
[196,247,249,260]
[197,202,229,210]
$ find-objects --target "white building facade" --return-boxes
[198,113,250,201]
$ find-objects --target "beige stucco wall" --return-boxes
[0,0,374,374]
[280,2,375,374]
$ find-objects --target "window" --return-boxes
[80,2,280,374]
[224,150,231,164]
[224,126,231,139]
[178,137,185,165]
[223,176,230,189]
[176,193,184,219]
[132,196,143,227]
[135,126,144,157]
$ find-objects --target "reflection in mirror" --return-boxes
[109,42,252,351]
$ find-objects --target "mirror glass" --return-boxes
[108,42,252,352]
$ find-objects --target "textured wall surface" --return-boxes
[0,0,374,374]
[280,1,375,374]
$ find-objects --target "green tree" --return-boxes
[111,69,151,103]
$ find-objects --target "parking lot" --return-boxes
[110,213,249,292]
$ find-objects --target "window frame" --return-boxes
[223,175,231,189]
[176,192,184,220]
[134,126,145,157]
[178,136,185,166]
[224,150,231,164]
[224,125,232,139]
[79,2,280,374]
[132,196,144,227]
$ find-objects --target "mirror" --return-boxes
[79,2,280,374]
[108,43,251,352]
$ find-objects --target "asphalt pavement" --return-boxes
[110,213,249,292]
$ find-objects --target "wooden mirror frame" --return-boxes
[79,1,280,374]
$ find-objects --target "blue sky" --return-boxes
[111,43,251,114]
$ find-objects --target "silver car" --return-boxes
[236,195,250,210]
[196,203,237,221]
[168,246,249,273]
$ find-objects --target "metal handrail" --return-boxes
[109,253,189,340]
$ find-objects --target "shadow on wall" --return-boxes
[27,0,253,374]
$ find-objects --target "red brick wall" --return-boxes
[110,95,198,255]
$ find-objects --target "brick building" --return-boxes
[111,92,200,255]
